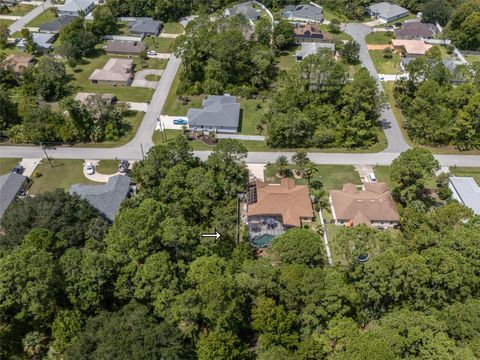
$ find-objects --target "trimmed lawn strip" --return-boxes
[277,44,300,71]
[238,99,269,135]
[29,159,96,195]
[162,22,183,34]
[0,19,14,27]
[26,8,57,27]
[383,82,480,155]
[96,160,120,174]
[370,50,401,74]
[450,167,480,185]
[2,4,34,16]
[145,37,174,53]
[0,158,21,175]
[145,74,161,81]
[365,31,393,45]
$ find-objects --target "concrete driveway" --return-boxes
[131,69,163,89]
[156,115,188,130]
[19,158,41,177]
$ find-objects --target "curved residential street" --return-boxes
[1,19,479,167]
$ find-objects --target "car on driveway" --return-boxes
[118,160,129,173]
[85,162,95,175]
[173,119,188,125]
[147,50,157,56]
[12,165,24,175]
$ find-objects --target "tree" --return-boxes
[0,22,9,49]
[91,5,117,36]
[390,148,440,205]
[20,27,37,54]
[339,40,360,64]
[421,0,453,26]
[383,47,393,59]
[274,155,289,176]
[273,20,294,50]
[291,149,310,177]
[58,17,97,63]
[446,0,480,50]
[196,329,248,360]
[255,17,272,46]
[328,18,341,33]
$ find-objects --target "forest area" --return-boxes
[1,138,479,359]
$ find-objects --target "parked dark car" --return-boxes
[118,160,129,173]
[12,165,24,175]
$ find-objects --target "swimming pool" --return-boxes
[251,234,275,248]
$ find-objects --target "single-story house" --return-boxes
[0,172,28,219]
[394,21,436,39]
[105,39,146,55]
[448,177,480,215]
[69,175,131,222]
[401,57,459,72]
[294,42,335,61]
[128,18,162,36]
[283,4,324,23]
[58,0,95,17]
[329,182,400,227]
[39,15,76,33]
[367,2,409,23]
[74,92,116,105]
[224,3,261,21]
[5,54,34,75]
[294,24,332,43]
[17,32,57,53]
[391,39,432,57]
[246,178,314,246]
[88,58,134,86]
[187,95,240,133]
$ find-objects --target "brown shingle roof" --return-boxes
[105,40,146,54]
[88,58,133,82]
[247,178,314,227]
[330,182,399,224]
[5,54,34,73]
[294,24,332,40]
[394,22,436,39]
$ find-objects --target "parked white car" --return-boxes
[147,50,157,56]
[85,162,95,175]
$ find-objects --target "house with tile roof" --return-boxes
[329,182,400,228]
[391,39,432,57]
[187,95,240,133]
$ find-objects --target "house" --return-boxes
[4,54,34,75]
[294,42,335,61]
[394,21,436,39]
[283,4,324,23]
[187,95,240,133]
[329,182,400,227]
[401,57,460,72]
[39,15,76,33]
[448,177,480,215]
[17,32,57,53]
[246,178,314,247]
[367,2,409,23]
[105,40,146,55]
[391,39,432,57]
[69,175,131,221]
[74,92,115,105]
[294,24,332,43]
[88,58,134,86]
[58,0,95,16]
[224,3,261,21]
[128,18,162,36]
[0,173,28,218]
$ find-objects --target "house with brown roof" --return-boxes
[391,39,433,57]
[394,21,436,40]
[246,178,314,247]
[88,58,134,86]
[294,24,332,43]
[4,54,34,76]
[329,182,400,228]
[105,40,146,55]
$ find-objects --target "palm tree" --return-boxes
[275,155,289,177]
[291,149,309,177]
[304,162,318,184]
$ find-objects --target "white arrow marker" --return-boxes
[201,229,221,240]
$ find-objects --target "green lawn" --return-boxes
[70,51,154,102]
[365,31,393,45]
[323,8,348,22]
[277,44,300,71]
[238,99,269,135]
[319,25,352,41]
[465,54,480,64]
[374,165,437,190]
[113,21,132,35]
[370,50,401,74]
[450,167,480,185]
[162,22,183,34]
[96,160,120,174]
[0,158,21,175]
[145,37,174,53]
[163,71,203,115]
[27,8,57,27]
[29,159,96,195]
[0,19,14,27]
[145,74,161,81]
[2,4,34,16]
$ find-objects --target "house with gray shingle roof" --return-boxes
[0,173,28,218]
[128,18,163,36]
[295,42,335,61]
[69,175,131,222]
[224,3,261,21]
[367,2,409,23]
[39,15,76,33]
[187,95,240,133]
[58,0,95,17]
[17,32,57,53]
[283,4,324,23]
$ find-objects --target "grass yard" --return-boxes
[370,50,401,74]
[277,44,300,71]
[163,71,204,115]
[1,4,34,16]
[319,24,352,41]
[374,165,437,190]
[450,167,480,185]
[0,19,14,27]
[0,158,21,175]
[365,31,393,45]
[29,159,96,195]
[96,160,120,174]
[162,22,184,34]
[465,54,480,64]
[238,99,269,135]
[323,8,349,22]
[114,21,132,35]
[145,74,161,81]
[145,37,174,53]
[27,8,57,27]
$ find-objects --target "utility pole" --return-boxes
[40,143,53,167]
[140,143,145,160]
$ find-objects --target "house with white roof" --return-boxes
[449,177,480,215]
[58,0,95,17]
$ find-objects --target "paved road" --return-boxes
[344,23,410,153]
[8,0,52,34]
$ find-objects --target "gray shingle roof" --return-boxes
[58,0,94,13]
[0,173,27,218]
[187,95,240,130]
[449,177,480,215]
[368,2,409,20]
[69,175,131,221]
[39,15,76,33]
[283,4,324,22]
[128,18,162,35]
[225,4,261,20]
